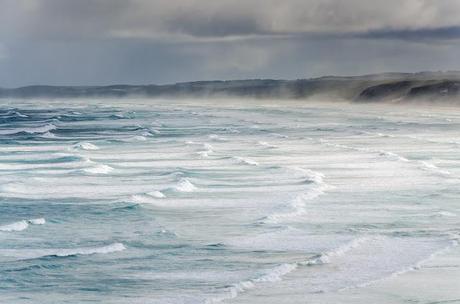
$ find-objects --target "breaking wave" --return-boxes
[146,190,166,198]
[0,218,46,232]
[0,124,57,135]
[75,142,99,150]
[174,178,197,192]
[206,237,370,303]
[262,167,330,223]
[0,243,126,260]
[83,163,114,174]
[233,157,259,166]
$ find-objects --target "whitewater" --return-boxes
[0,98,459,303]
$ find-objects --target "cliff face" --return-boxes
[1,72,460,102]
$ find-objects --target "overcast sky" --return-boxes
[1,0,460,87]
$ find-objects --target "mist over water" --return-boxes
[0,98,459,303]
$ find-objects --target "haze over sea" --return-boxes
[0,98,459,303]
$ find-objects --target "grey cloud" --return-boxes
[4,0,460,41]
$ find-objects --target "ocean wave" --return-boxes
[41,131,56,139]
[196,149,214,158]
[257,141,277,148]
[0,243,126,260]
[1,110,29,118]
[262,167,330,223]
[130,194,160,204]
[0,220,29,232]
[362,131,396,138]
[378,150,410,162]
[28,218,46,225]
[83,164,114,174]
[146,190,166,198]
[209,134,227,141]
[0,218,46,232]
[271,133,289,138]
[0,123,57,135]
[339,237,459,291]
[418,160,451,176]
[130,135,148,141]
[75,142,99,150]
[432,211,457,217]
[174,178,197,192]
[233,157,259,166]
[300,237,371,265]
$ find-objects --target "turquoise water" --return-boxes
[0,99,459,303]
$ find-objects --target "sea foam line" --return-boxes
[205,237,370,304]
[339,235,459,291]
[318,139,452,176]
[0,243,126,260]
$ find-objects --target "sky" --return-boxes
[1,0,460,87]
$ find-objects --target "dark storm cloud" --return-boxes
[1,0,460,87]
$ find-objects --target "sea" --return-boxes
[0,98,459,303]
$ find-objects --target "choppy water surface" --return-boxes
[0,99,459,304]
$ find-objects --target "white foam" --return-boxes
[174,178,197,192]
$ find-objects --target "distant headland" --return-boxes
[1,71,460,102]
